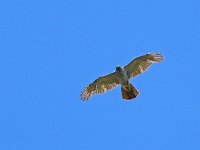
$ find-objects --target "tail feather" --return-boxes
[121,83,139,100]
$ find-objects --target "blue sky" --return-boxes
[0,0,200,149]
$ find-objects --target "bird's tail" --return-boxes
[121,82,139,100]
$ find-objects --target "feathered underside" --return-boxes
[80,52,164,101]
[124,52,163,78]
[80,72,119,100]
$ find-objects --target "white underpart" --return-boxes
[117,67,129,84]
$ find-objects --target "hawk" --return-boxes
[80,52,163,101]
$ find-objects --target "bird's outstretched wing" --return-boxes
[124,52,163,78]
[80,72,119,101]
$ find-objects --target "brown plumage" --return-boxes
[80,52,163,101]
[121,82,139,100]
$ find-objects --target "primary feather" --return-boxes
[80,52,163,101]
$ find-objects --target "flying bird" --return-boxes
[80,52,163,101]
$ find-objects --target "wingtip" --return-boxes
[80,86,91,101]
[149,52,164,62]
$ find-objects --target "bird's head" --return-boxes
[116,66,122,71]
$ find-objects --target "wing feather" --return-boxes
[80,72,119,100]
[124,52,163,78]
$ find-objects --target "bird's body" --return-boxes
[115,66,139,99]
[80,52,163,101]
[115,66,129,84]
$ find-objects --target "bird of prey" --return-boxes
[80,52,163,101]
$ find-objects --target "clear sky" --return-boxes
[0,0,200,150]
